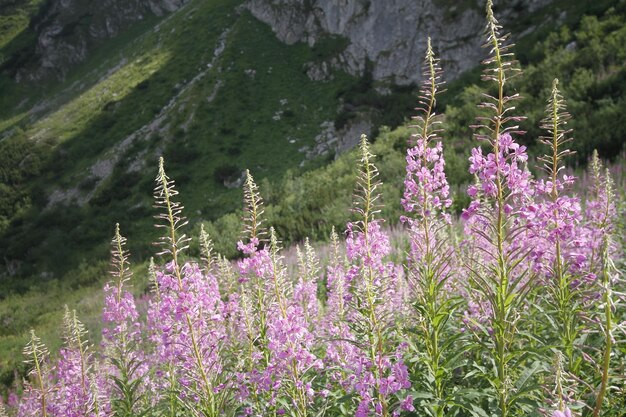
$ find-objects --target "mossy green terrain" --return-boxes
[0,0,45,59]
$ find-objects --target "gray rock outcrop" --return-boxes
[244,0,553,84]
[16,0,189,81]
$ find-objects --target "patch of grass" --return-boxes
[0,0,45,53]
[28,50,171,144]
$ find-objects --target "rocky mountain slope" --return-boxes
[0,0,613,281]
[11,0,555,83]
[245,0,552,83]
[15,0,189,81]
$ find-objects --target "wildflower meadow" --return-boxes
[2,2,624,417]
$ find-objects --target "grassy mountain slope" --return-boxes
[0,0,45,60]
[0,0,362,281]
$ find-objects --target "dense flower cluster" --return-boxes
[402,138,451,218]
[6,133,621,417]
[463,133,532,219]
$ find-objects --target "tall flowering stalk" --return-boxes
[145,255,181,415]
[235,170,275,414]
[577,154,621,415]
[51,306,93,417]
[527,79,585,373]
[236,171,322,416]
[153,157,230,416]
[462,2,535,416]
[323,226,357,406]
[89,364,109,417]
[583,152,616,273]
[325,226,348,325]
[591,171,618,417]
[268,228,321,417]
[401,37,456,417]
[295,238,321,328]
[19,330,51,417]
[343,135,412,417]
[199,223,217,274]
[63,307,90,392]
[103,223,146,415]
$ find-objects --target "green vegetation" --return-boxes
[0,0,45,58]
[2,0,625,282]
[440,2,626,164]
[202,2,626,255]
[0,0,361,280]
[1,0,626,393]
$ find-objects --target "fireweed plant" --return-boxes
[400,37,460,417]
[461,2,538,416]
[528,78,582,374]
[4,3,625,417]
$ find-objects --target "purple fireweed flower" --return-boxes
[401,132,457,297]
[466,134,532,202]
[266,303,323,379]
[462,133,534,245]
[579,163,617,275]
[48,348,92,417]
[552,407,573,417]
[346,221,391,274]
[346,221,408,322]
[402,138,452,216]
[461,133,534,328]
[327,264,351,318]
[293,277,319,328]
[151,263,227,399]
[522,174,586,276]
[293,242,321,326]
[328,220,411,415]
[401,395,416,412]
[237,247,273,282]
[101,280,148,410]
[16,387,48,417]
[102,283,141,342]
[234,233,323,414]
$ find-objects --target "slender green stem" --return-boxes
[487,8,511,416]
[592,240,613,417]
[359,138,389,416]
[33,346,48,417]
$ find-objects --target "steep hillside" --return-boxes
[5,0,189,81]
[0,0,360,280]
[0,0,45,57]
[0,0,623,284]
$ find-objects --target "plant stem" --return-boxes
[592,238,613,417]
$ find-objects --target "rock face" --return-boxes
[244,0,552,84]
[16,0,188,81]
